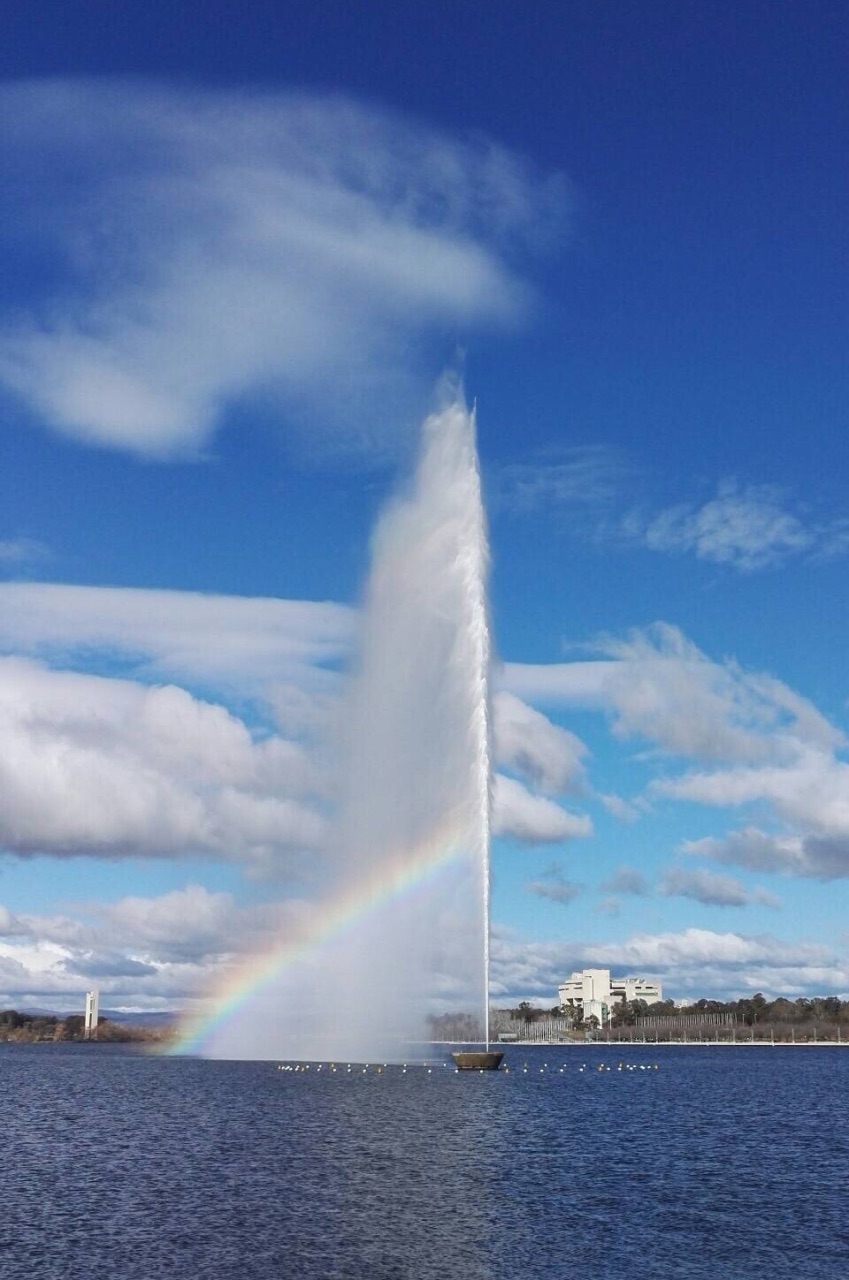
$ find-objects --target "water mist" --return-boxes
[193,393,493,1061]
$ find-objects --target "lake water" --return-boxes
[2,1042,847,1279]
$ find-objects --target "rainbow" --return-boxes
[168,822,474,1055]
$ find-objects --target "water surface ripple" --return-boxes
[2,1043,847,1278]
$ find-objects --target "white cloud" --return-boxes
[497,445,628,514]
[598,793,642,822]
[0,657,326,863]
[597,897,622,917]
[0,581,352,701]
[489,926,847,1002]
[0,538,50,566]
[491,773,592,844]
[659,866,780,908]
[655,741,849,881]
[504,623,842,763]
[0,884,293,1009]
[2,891,843,1013]
[4,591,846,885]
[501,658,616,709]
[525,863,581,904]
[683,826,849,882]
[595,625,841,761]
[94,884,284,963]
[0,80,564,460]
[492,690,587,794]
[504,626,849,884]
[601,865,648,896]
[633,480,812,571]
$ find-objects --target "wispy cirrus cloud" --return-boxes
[499,444,849,573]
[505,622,841,764]
[496,444,629,515]
[0,538,50,567]
[0,80,565,461]
[0,581,353,699]
[625,480,813,571]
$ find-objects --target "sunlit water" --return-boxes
[3,1043,847,1278]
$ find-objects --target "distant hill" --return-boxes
[101,1010,181,1027]
[12,1006,180,1026]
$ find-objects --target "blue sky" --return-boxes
[1,1,848,1011]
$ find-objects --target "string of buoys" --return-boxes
[275,1059,660,1075]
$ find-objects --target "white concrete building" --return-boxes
[558,968,663,1025]
[84,990,99,1040]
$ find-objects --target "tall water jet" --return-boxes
[176,390,492,1060]
[334,388,493,1057]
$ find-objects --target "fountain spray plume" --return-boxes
[335,380,494,1056]
[174,384,493,1061]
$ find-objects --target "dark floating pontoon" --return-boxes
[451,1050,504,1071]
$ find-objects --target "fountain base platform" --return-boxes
[452,1051,504,1071]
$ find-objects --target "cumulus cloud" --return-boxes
[0,657,326,863]
[0,585,598,859]
[596,625,841,761]
[525,863,581,904]
[489,926,847,1002]
[598,793,642,822]
[0,884,291,1008]
[0,80,565,460]
[4,589,846,884]
[501,625,849,883]
[492,773,592,844]
[2,888,842,1013]
[597,897,622,917]
[505,621,849,887]
[683,826,849,882]
[653,736,849,883]
[93,884,283,963]
[601,865,648,896]
[659,866,780,908]
[656,747,849,835]
[492,691,587,794]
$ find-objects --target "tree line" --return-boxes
[496,995,849,1042]
[0,1009,166,1044]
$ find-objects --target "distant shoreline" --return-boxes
[513,1042,848,1049]
[435,1039,848,1049]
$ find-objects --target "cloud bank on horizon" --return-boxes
[0,79,564,462]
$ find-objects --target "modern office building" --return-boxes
[558,968,663,1025]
